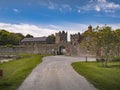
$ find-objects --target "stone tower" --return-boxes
[55,31,67,44]
[70,32,82,45]
[88,25,92,31]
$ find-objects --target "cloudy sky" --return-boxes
[0,0,120,39]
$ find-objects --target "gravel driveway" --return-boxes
[18,56,98,90]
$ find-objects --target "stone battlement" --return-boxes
[70,32,82,45]
[55,31,67,44]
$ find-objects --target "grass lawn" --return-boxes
[0,54,44,90]
[72,61,120,90]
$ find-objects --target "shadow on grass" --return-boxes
[0,82,12,90]
[0,82,12,86]
[98,62,120,68]
[109,65,120,68]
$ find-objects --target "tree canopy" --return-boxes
[46,34,55,44]
[0,29,56,45]
[25,34,34,38]
[0,29,24,46]
[80,26,120,67]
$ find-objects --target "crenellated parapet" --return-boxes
[55,31,67,44]
[70,32,82,45]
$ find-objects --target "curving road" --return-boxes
[18,56,98,90]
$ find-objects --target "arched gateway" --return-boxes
[20,30,78,55]
[21,26,90,56]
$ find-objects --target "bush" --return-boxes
[112,56,120,62]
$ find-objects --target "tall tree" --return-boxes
[0,29,25,46]
[93,26,115,67]
[25,34,33,38]
[113,29,120,56]
[81,26,120,67]
[46,34,55,44]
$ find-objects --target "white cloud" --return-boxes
[48,0,56,10]
[78,9,81,13]
[97,0,120,12]
[0,22,79,41]
[85,23,120,30]
[95,6,101,12]
[108,24,120,30]
[80,0,120,13]
[104,9,114,13]
[0,23,58,37]
[0,22,120,41]
[105,2,120,9]
[61,4,72,12]
[37,0,57,10]
[38,0,72,12]
[13,9,19,12]
[97,0,106,3]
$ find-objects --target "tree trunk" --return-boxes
[105,48,109,67]
[104,47,109,67]
[105,56,108,67]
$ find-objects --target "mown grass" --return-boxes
[72,61,120,90]
[0,54,44,90]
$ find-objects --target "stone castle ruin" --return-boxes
[0,26,95,56]
[70,32,82,45]
[55,31,67,44]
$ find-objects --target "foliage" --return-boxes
[81,26,120,67]
[25,34,34,38]
[80,27,96,53]
[0,30,24,46]
[46,34,55,44]
[112,56,120,62]
[72,61,120,90]
[0,54,44,90]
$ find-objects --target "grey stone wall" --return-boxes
[0,43,96,57]
[70,44,96,57]
[0,44,56,54]
[55,31,67,44]
[33,44,56,54]
[0,46,34,54]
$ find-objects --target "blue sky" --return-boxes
[0,0,120,38]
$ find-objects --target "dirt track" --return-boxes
[18,56,97,90]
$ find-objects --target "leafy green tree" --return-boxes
[46,34,55,44]
[93,26,117,67]
[80,27,95,55]
[25,34,33,38]
[0,29,25,46]
[0,30,10,45]
[16,33,24,40]
[114,29,120,56]
[81,26,120,67]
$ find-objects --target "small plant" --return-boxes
[112,56,120,62]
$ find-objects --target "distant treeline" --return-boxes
[0,29,55,46]
[0,29,33,46]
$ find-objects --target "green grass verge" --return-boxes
[0,54,44,90]
[72,61,120,90]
